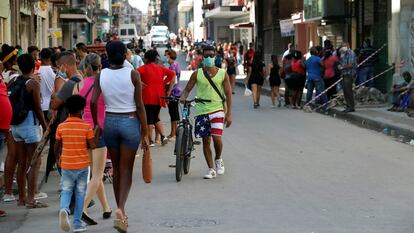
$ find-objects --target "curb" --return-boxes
[327,108,414,142]
[236,80,414,142]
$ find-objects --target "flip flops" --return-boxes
[26,201,48,209]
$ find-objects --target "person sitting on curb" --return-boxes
[388,71,412,112]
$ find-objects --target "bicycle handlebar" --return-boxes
[160,96,211,104]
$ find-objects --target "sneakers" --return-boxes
[161,135,168,146]
[203,169,217,179]
[34,191,48,200]
[3,194,16,202]
[73,224,87,232]
[59,209,71,232]
[215,159,225,175]
[149,141,155,147]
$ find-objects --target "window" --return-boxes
[128,29,135,35]
[120,29,127,35]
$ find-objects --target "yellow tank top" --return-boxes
[195,68,225,116]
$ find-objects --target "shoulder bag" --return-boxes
[202,68,227,113]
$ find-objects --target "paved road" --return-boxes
[2,84,414,233]
[2,50,414,233]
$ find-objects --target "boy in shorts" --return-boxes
[55,95,96,232]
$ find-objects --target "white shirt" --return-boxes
[123,60,134,69]
[100,67,136,113]
[39,65,56,111]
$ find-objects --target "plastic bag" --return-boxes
[244,84,252,96]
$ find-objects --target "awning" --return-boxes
[60,13,92,23]
[229,22,253,29]
[178,0,193,12]
[205,6,248,19]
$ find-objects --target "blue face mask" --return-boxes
[57,70,67,79]
[203,57,215,67]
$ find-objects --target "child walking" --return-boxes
[55,95,96,232]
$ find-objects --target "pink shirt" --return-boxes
[323,55,339,79]
[79,77,105,128]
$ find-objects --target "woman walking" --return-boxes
[79,53,111,225]
[166,50,182,140]
[248,52,266,108]
[138,50,176,146]
[91,41,148,232]
[225,50,237,94]
[268,55,282,107]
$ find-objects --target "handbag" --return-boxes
[202,68,227,112]
[142,147,152,183]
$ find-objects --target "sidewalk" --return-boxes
[236,78,414,143]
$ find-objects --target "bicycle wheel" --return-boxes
[183,133,192,175]
[175,127,185,182]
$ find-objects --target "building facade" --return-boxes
[203,0,254,47]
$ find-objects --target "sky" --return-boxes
[129,0,149,13]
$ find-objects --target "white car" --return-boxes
[151,34,169,47]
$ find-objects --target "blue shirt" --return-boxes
[305,55,322,81]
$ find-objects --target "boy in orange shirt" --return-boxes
[55,95,96,232]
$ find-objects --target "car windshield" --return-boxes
[120,29,127,36]
[152,35,166,38]
[128,29,135,35]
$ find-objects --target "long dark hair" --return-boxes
[252,51,262,67]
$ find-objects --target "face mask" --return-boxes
[203,57,215,67]
[57,70,67,79]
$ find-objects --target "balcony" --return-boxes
[59,7,92,23]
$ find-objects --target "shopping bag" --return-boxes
[244,84,252,96]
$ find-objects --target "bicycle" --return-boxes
[161,96,211,182]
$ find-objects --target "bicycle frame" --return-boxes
[177,102,194,158]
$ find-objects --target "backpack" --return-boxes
[8,75,31,125]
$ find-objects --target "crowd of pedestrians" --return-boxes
[0,34,235,231]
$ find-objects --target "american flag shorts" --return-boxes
[194,111,225,138]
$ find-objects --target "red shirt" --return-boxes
[322,55,339,79]
[0,76,12,130]
[291,59,305,75]
[138,63,175,107]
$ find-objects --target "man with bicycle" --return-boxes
[180,45,233,179]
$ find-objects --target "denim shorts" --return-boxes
[104,113,141,150]
[11,111,41,144]
[96,134,106,148]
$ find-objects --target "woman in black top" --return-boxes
[225,50,237,94]
[248,52,266,108]
[268,55,281,107]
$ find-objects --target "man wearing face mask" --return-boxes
[180,45,233,179]
[49,52,83,175]
[338,42,357,113]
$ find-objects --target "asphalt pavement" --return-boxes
[1,50,414,233]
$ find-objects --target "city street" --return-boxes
[2,72,414,232]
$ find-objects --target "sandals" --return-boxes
[26,201,48,209]
[114,209,128,233]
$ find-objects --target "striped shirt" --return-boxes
[56,117,94,170]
